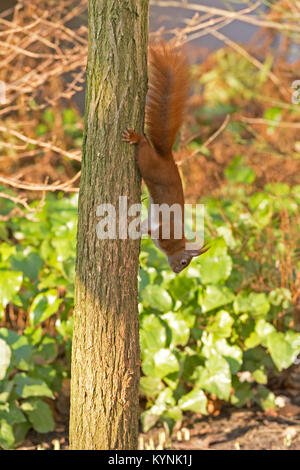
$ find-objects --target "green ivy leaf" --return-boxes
[207,310,234,338]
[252,366,268,384]
[0,270,23,309]
[231,378,253,407]
[0,328,33,371]
[140,377,164,399]
[0,403,28,448]
[0,328,20,346]
[182,354,203,382]
[167,275,197,302]
[178,389,208,414]
[155,388,175,407]
[162,406,183,434]
[267,331,298,371]
[0,243,16,262]
[141,285,173,312]
[197,241,232,284]
[0,381,14,403]
[141,409,160,433]
[12,338,33,371]
[29,289,63,325]
[243,347,274,376]
[13,422,31,447]
[234,292,270,318]
[153,349,180,379]
[10,251,43,282]
[285,330,300,353]
[36,335,58,363]
[13,373,54,399]
[255,319,275,347]
[140,314,167,353]
[161,312,190,347]
[0,420,15,450]
[244,331,261,349]
[180,305,197,329]
[142,349,179,379]
[0,402,26,425]
[141,388,176,432]
[21,398,54,433]
[29,365,60,392]
[199,285,235,313]
[196,354,231,400]
[214,339,243,374]
[140,239,169,271]
[256,385,276,410]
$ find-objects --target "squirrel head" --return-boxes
[167,242,209,274]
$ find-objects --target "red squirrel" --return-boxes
[123,43,207,273]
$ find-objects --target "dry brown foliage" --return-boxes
[0,0,88,218]
[0,0,299,218]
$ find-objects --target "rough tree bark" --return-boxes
[69,0,149,450]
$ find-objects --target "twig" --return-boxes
[151,1,300,34]
[0,172,80,193]
[0,125,81,162]
[153,2,260,46]
[240,117,300,129]
[0,191,33,211]
[177,114,230,167]
[0,206,38,222]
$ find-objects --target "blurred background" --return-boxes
[0,0,300,451]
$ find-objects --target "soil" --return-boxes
[170,406,300,450]
[15,400,300,451]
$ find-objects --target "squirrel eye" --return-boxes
[181,260,187,266]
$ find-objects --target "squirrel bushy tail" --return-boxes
[145,43,190,156]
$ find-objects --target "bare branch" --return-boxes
[151,1,300,34]
[0,172,80,193]
[240,117,300,129]
[0,125,81,162]
[177,114,230,166]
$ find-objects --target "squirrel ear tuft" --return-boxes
[185,241,210,257]
[186,249,202,257]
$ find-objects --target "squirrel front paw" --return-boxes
[122,128,140,145]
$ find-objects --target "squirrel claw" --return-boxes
[122,128,139,145]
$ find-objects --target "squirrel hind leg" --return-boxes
[122,128,142,145]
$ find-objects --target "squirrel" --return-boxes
[122,43,208,273]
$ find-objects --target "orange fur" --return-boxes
[145,43,190,156]
[122,43,207,273]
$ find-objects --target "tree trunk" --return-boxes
[69,0,149,450]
